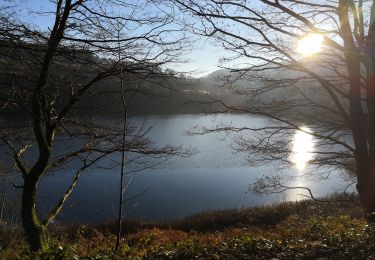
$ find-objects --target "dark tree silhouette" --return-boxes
[173,0,375,211]
[0,0,186,251]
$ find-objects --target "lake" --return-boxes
[1,114,356,224]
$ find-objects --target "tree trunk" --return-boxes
[364,13,375,214]
[338,0,374,212]
[22,175,48,251]
[364,69,375,213]
[20,1,71,251]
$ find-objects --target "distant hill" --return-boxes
[0,40,226,116]
[197,57,349,125]
[0,40,348,121]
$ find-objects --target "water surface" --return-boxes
[2,114,355,223]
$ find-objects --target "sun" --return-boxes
[296,33,324,56]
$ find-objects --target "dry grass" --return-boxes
[1,194,373,259]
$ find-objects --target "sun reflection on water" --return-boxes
[290,127,315,171]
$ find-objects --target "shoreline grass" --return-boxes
[1,194,374,259]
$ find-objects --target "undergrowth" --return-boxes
[1,195,374,259]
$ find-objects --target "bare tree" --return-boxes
[173,0,375,211]
[115,22,128,251]
[0,0,186,251]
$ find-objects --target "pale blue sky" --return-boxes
[174,39,223,77]
[2,1,343,78]
[2,0,223,78]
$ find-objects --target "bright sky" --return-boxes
[2,0,223,78]
[175,39,223,77]
[3,0,330,78]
